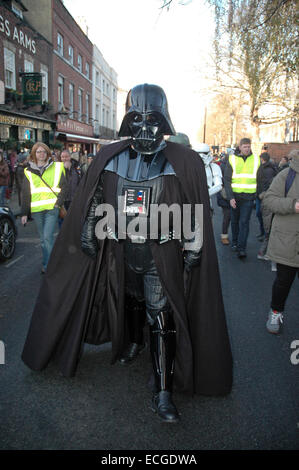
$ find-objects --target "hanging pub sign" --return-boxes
[22,73,42,105]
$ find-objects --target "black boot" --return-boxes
[149,310,180,423]
[119,295,146,365]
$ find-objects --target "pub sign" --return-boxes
[22,73,42,105]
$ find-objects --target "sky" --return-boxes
[63,0,215,147]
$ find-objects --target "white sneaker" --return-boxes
[266,309,283,334]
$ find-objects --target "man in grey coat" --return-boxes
[263,149,299,334]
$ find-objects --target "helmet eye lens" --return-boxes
[146,113,161,126]
[133,113,143,123]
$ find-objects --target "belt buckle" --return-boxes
[130,235,146,244]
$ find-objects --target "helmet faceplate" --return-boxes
[118,84,176,155]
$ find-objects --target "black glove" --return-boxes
[183,249,202,273]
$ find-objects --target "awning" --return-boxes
[56,132,100,144]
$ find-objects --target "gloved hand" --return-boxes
[183,249,202,273]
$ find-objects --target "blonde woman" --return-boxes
[21,142,68,273]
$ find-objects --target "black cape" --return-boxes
[22,140,233,396]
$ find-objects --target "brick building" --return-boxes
[24,0,98,154]
[0,0,55,149]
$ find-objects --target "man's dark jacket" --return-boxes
[21,139,233,396]
[256,161,277,197]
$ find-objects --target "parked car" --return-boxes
[0,206,17,261]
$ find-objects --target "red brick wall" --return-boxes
[263,142,299,163]
[52,0,93,117]
[0,4,53,103]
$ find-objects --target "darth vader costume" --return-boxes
[22,84,233,423]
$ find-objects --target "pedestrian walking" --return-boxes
[217,155,231,245]
[256,152,277,260]
[263,148,299,334]
[0,150,10,205]
[58,149,81,228]
[277,156,289,172]
[21,84,232,424]
[15,152,29,207]
[20,142,68,273]
[224,137,260,259]
[196,143,223,212]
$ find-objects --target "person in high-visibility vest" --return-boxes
[21,142,68,273]
[223,137,260,259]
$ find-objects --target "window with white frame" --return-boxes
[57,33,63,56]
[78,54,82,72]
[95,103,100,122]
[4,48,16,89]
[96,71,100,87]
[24,59,34,73]
[102,107,105,126]
[58,75,64,110]
[40,64,48,102]
[85,62,90,79]
[85,94,89,123]
[69,83,74,118]
[78,89,82,121]
[69,45,74,65]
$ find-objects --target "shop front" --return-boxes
[0,110,55,150]
[56,118,100,155]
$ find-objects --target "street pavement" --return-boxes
[0,191,298,450]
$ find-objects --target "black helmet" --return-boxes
[118,84,175,154]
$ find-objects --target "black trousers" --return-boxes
[271,263,299,312]
[221,207,231,234]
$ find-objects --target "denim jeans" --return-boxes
[230,199,254,251]
[0,186,7,205]
[33,207,59,269]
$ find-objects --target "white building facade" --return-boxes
[92,44,118,146]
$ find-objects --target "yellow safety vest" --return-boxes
[24,162,65,212]
[229,153,260,193]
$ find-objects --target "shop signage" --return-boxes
[22,73,42,105]
[0,113,52,131]
[0,12,36,54]
[57,119,93,137]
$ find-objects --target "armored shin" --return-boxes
[149,309,176,392]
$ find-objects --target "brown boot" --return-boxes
[221,234,230,245]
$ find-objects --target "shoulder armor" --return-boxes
[104,149,176,181]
